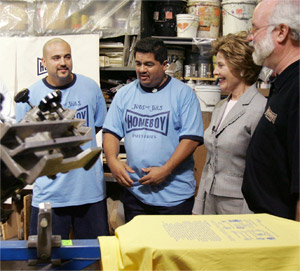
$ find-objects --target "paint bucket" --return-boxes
[222,0,257,35]
[167,47,185,78]
[195,85,221,111]
[153,0,187,37]
[176,14,199,37]
[187,0,221,38]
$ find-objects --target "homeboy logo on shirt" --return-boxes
[125,109,169,136]
[131,103,163,112]
[75,105,89,126]
[37,58,47,76]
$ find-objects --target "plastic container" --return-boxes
[176,14,199,37]
[153,0,187,36]
[195,85,221,111]
[187,0,221,38]
[0,1,30,32]
[35,0,68,32]
[221,0,257,35]
[185,52,212,78]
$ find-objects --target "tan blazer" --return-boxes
[193,84,267,214]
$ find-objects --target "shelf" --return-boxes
[100,79,120,86]
[152,36,215,46]
[185,77,217,82]
[100,66,136,71]
[101,74,216,82]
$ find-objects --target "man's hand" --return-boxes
[138,166,171,186]
[109,159,135,187]
[104,133,135,187]
[138,139,199,186]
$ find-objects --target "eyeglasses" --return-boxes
[248,24,277,39]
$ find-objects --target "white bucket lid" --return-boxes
[195,85,221,91]
[187,0,221,7]
[176,14,200,20]
[222,0,257,5]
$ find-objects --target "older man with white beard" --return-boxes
[242,0,300,221]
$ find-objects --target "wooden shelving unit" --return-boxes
[152,36,215,46]
[184,77,217,82]
[100,67,136,71]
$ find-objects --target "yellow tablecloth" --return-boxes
[98,214,300,270]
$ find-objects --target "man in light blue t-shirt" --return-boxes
[16,38,109,239]
[103,37,204,222]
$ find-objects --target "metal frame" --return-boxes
[1,239,101,270]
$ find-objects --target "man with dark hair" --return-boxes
[242,0,300,221]
[103,37,204,222]
[134,37,168,64]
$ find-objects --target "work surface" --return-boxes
[99,214,299,271]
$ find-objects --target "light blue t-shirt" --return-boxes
[103,77,204,206]
[16,74,107,208]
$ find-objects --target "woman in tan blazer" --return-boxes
[193,32,267,215]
